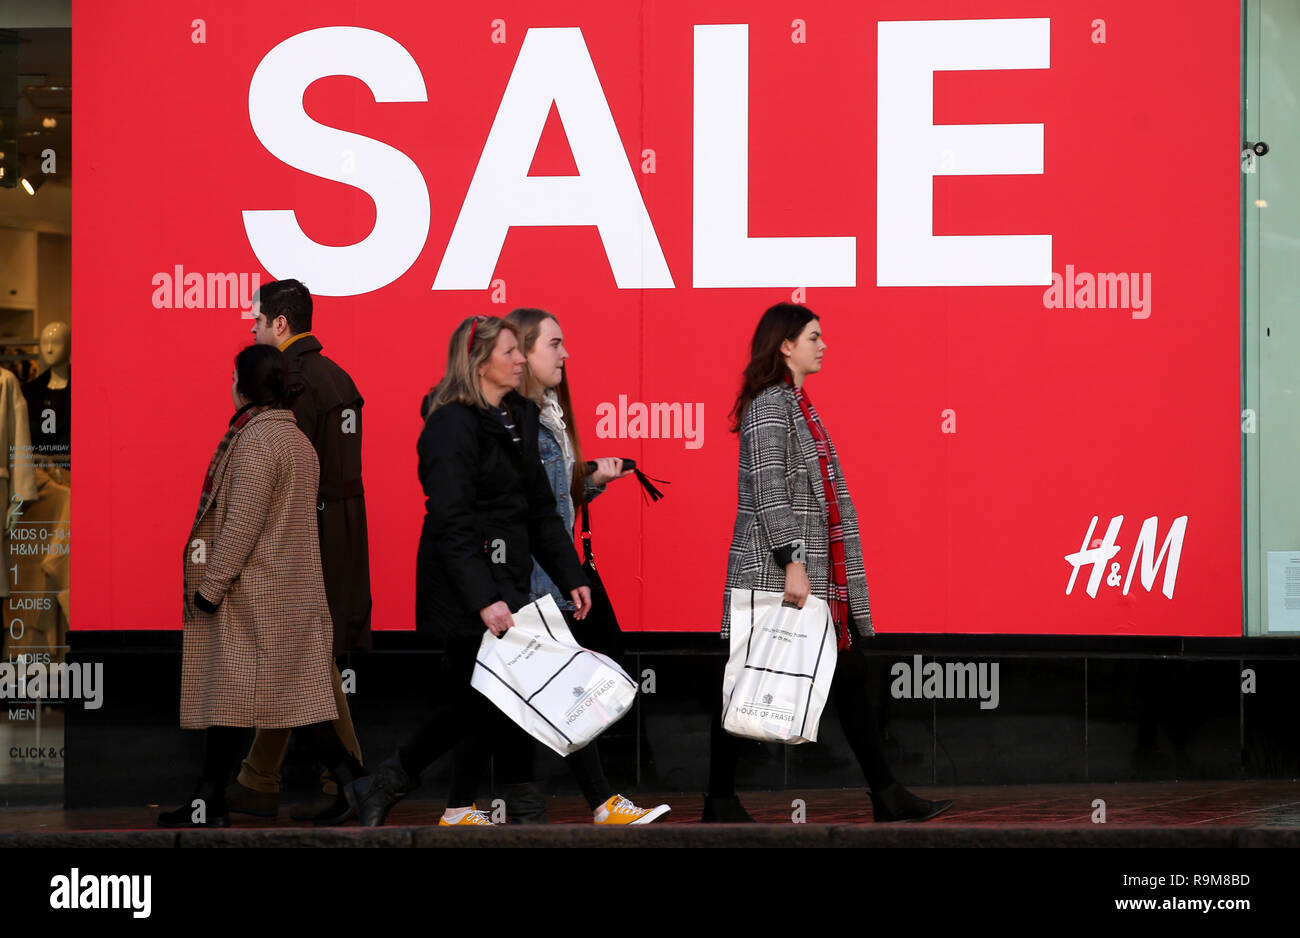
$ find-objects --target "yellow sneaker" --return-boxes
[438,805,497,826]
[593,794,671,825]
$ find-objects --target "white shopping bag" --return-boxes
[722,589,838,744]
[471,594,637,756]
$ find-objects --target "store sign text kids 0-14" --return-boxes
[74,1,1241,635]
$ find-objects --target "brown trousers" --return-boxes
[236,662,363,794]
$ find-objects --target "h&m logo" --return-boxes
[1064,515,1187,599]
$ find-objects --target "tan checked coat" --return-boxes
[180,408,338,729]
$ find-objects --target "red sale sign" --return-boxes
[73,1,1241,635]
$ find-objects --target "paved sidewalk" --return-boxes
[2,782,1299,846]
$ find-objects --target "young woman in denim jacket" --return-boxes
[503,307,670,825]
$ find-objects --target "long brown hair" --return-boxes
[730,303,819,432]
[424,315,521,418]
[505,307,591,507]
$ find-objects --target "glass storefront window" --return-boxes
[1243,0,1300,634]
[0,18,70,793]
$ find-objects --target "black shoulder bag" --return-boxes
[574,500,626,661]
[572,462,668,661]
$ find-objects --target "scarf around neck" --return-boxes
[784,372,851,650]
[538,388,575,487]
[194,403,267,526]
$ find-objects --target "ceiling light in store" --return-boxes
[41,117,56,129]
[20,174,44,195]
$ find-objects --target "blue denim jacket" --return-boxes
[530,421,604,610]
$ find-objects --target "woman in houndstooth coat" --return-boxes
[160,344,368,828]
[704,303,954,826]
[717,380,873,642]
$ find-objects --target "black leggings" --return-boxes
[398,703,458,781]
[491,607,618,810]
[493,729,614,811]
[708,645,896,796]
[390,636,524,808]
[394,636,503,807]
[203,721,365,786]
[400,624,618,811]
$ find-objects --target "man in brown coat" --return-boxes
[226,278,372,822]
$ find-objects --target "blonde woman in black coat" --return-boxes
[355,315,591,826]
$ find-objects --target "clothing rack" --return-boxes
[0,338,42,364]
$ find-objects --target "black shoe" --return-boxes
[869,782,954,823]
[355,755,416,828]
[158,780,231,828]
[701,794,756,823]
[225,780,279,818]
[502,781,549,824]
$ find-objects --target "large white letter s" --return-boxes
[244,27,430,297]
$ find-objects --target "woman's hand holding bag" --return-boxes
[783,561,811,608]
[480,600,515,637]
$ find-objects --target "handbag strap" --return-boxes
[579,501,594,565]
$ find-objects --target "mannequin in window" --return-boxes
[23,321,70,466]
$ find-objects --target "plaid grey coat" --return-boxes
[720,383,873,640]
[180,408,338,729]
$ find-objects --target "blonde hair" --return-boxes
[505,307,590,506]
[424,315,521,417]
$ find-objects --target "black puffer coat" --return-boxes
[415,390,587,637]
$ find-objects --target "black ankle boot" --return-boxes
[355,755,417,828]
[158,779,231,828]
[869,782,954,823]
[701,794,756,823]
[312,759,369,826]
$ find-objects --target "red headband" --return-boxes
[467,318,480,357]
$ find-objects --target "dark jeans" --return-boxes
[708,644,896,797]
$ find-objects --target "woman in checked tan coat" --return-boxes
[159,344,368,828]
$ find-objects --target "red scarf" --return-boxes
[194,403,265,527]
[785,373,851,650]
